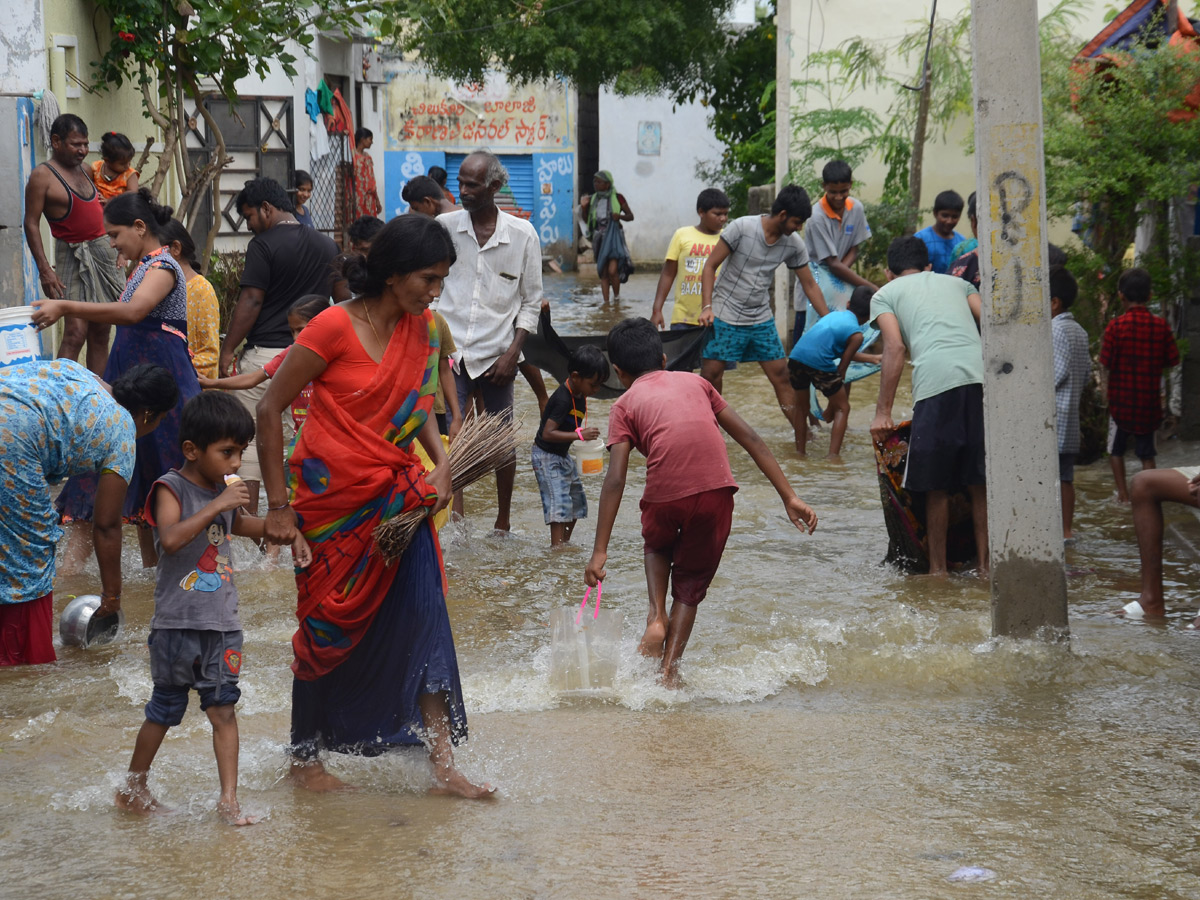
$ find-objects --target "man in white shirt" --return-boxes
[437,150,544,531]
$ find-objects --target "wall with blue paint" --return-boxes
[381,61,578,267]
[0,97,40,307]
[383,150,447,219]
[532,152,575,263]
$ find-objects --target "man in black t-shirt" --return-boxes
[219,177,349,512]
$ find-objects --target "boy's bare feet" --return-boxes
[659,669,685,690]
[115,777,169,815]
[218,798,259,826]
[287,759,353,792]
[638,618,667,658]
[430,767,496,799]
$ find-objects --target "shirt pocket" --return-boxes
[481,264,522,314]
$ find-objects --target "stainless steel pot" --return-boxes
[59,595,125,648]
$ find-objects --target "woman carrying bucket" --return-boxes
[0,360,177,665]
[32,189,202,568]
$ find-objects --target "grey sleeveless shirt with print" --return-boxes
[147,469,241,632]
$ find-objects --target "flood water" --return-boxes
[4,272,1200,899]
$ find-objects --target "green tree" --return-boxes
[92,0,383,267]
[692,9,778,213]
[1042,23,1200,315]
[400,0,738,95]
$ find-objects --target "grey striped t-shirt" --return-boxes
[711,215,810,325]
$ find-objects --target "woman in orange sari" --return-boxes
[258,215,491,798]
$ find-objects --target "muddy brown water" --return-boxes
[3,273,1200,898]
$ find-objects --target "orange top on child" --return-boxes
[91,132,140,203]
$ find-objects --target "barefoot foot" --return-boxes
[287,760,353,792]
[430,768,496,799]
[115,783,169,816]
[218,798,260,826]
[638,618,667,658]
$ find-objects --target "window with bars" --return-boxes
[186,96,297,239]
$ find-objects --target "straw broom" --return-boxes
[373,411,523,564]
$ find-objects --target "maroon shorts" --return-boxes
[640,487,735,607]
[0,593,56,666]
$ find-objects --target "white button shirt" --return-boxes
[436,208,544,378]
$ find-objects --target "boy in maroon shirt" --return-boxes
[585,318,818,687]
[1099,268,1180,502]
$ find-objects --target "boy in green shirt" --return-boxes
[869,236,987,577]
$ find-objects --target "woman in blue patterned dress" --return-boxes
[0,360,178,665]
[33,189,202,566]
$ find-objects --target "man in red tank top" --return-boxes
[22,114,124,374]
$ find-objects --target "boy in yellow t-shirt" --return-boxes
[651,188,730,330]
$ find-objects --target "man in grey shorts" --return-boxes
[22,113,123,374]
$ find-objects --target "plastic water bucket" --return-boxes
[570,438,606,476]
[0,306,44,368]
[549,606,625,691]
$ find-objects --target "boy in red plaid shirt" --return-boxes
[1099,268,1179,502]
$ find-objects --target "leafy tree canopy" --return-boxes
[397,0,739,95]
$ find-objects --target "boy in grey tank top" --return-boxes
[115,393,310,825]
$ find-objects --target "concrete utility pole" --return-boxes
[971,0,1069,639]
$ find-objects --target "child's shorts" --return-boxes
[787,358,844,397]
[702,318,785,363]
[531,444,587,524]
[640,487,736,606]
[145,628,243,727]
[1059,452,1077,483]
[1108,419,1156,460]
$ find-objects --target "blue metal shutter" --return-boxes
[445,153,535,221]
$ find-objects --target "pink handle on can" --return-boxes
[576,581,603,624]
[575,426,585,442]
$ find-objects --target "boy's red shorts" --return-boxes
[0,593,56,666]
[640,487,735,607]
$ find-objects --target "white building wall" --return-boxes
[597,90,725,263]
[779,0,1112,211]
[0,0,45,94]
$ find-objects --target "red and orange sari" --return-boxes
[289,308,440,680]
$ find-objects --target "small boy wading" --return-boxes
[1049,266,1090,540]
[116,393,310,825]
[651,188,730,330]
[1100,267,1180,503]
[531,346,610,547]
[586,318,818,688]
[789,286,880,458]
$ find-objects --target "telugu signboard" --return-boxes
[384,66,573,152]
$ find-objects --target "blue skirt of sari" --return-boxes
[290,522,468,758]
